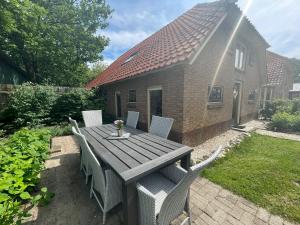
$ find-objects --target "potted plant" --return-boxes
[114,120,124,137]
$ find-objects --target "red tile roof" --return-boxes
[86,1,267,88]
[266,51,290,86]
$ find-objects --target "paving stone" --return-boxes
[240,211,255,225]
[269,215,284,225]
[226,214,244,225]
[228,205,245,220]
[236,201,258,215]
[256,208,271,223]
[253,217,268,225]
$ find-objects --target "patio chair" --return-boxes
[72,127,91,184]
[82,110,103,127]
[69,117,81,134]
[149,115,174,139]
[72,128,122,225]
[126,111,139,128]
[137,146,223,225]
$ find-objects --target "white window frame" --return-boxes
[147,86,162,129]
[235,44,246,71]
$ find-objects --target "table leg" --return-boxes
[122,182,138,225]
[180,153,191,214]
[180,153,191,170]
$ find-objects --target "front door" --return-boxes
[148,87,162,128]
[115,91,122,118]
[232,82,242,126]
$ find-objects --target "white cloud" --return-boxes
[238,0,300,58]
[103,58,114,65]
[103,30,151,50]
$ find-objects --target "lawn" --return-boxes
[202,133,300,223]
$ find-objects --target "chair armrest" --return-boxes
[137,183,157,225]
[160,164,187,184]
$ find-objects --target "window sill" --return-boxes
[207,103,224,109]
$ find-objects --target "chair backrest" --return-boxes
[157,146,223,225]
[149,116,174,139]
[126,111,139,128]
[82,110,102,127]
[69,117,81,134]
[72,127,106,200]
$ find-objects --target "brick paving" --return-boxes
[24,135,297,225]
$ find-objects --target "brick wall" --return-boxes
[181,13,267,146]
[103,65,185,142]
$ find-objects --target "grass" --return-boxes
[202,133,300,223]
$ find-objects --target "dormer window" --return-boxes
[235,45,246,71]
[123,52,139,64]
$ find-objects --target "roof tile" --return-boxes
[266,51,290,86]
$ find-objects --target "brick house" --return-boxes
[262,51,293,107]
[87,0,269,146]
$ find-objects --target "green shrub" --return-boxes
[270,112,300,132]
[260,102,276,119]
[0,128,52,224]
[1,83,57,128]
[50,89,104,123]
[270,112,295,131]
[292,115,300,131]
[0,84,105,133]
[291,98,300,114]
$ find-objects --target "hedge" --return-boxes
[0,83,105,131]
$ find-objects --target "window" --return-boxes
[128,90,136,103]
[248,90,256,101]
[235,45,246,70]
[123,52,139,64]
[208,86,223,103]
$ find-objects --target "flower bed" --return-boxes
[0,128,52,224]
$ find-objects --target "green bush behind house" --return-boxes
[0,83,105,129]
[266,98,300,132]
[0,128,51,225]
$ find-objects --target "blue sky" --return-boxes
[100,0,300,64]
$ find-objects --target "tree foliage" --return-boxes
[86,61,108,83]
[0,0,112,86]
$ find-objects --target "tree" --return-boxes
[86,61,108,84]
[0,0,112,87]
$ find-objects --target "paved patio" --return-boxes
[24,135,296,225]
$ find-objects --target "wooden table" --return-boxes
[80,124,193,225]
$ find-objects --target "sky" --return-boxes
[100,0,300,65]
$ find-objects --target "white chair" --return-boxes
[126,111,139,128]
[69,117,81,134]
[72,128,122,224]
[82,110,103,127]
[149,115,174,139]
[137,146,223,225]
[72,127,91,184]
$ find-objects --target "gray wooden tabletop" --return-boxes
[80,124,193,184]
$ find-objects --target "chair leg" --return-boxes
[90,177,93,199]
[85,173,89,184]
[102,212,107,225]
